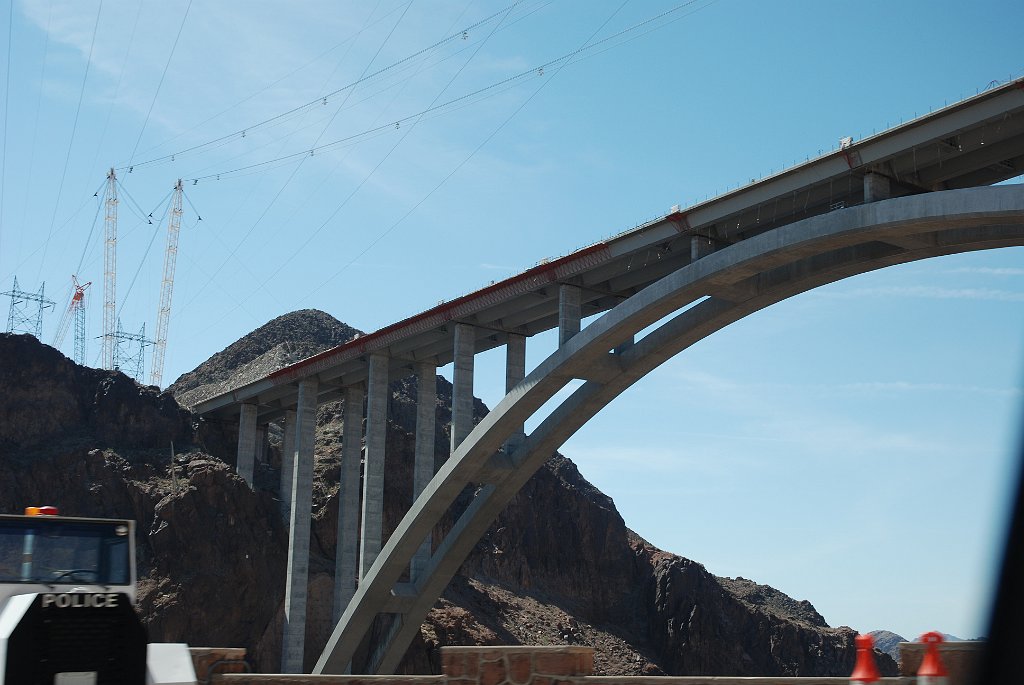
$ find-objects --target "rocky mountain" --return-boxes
[168,309,359,408]
[0,312,898,677]
[867,630,907,664]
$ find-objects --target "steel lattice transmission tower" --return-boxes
[149,179,184,388]
[52,276,92,365]
[101,168,118,370]
[113,319,152,382]
[3,277,55,338]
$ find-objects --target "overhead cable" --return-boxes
[0,0,13,259]
[129,0,416,162]
[38,0,104,282]
[303,0,640,301]
[177,0,710,184]
[126,0,193,165]
[118,1,526,172]
[256,2,516,292]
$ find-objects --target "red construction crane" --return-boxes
[52,275,92,365]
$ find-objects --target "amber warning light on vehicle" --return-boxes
[23,505,59,516]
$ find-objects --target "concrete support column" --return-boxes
[360,354,389,578]
[558,285,582,345]
[279,409,296,521]
[256,426,267,465]
[504,334,527,455]
[451,323,475,453]
[236,403,257,487]
[691,235,715,260]
[411,362,436,581]
[334,384,364,623]
[282,377,319,674]
[864,172,890,203]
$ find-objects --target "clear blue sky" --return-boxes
[1,0,1022,642]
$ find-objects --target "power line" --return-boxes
[116,178,166,225]
[172,0,707,185]
[118,1,527,172]
[258,3,517,291]
[185,0,713,333]
[17,0,54,255]
[75,194,105,275]
[303,0,636,303]
[38,0,104,282]
[0,0,13,263]
[173,0,414,320]
[129,0,416,163]
[126,0,193,165]
[117,192,172,320]
[89,0,144,172]
[165,0,394,325]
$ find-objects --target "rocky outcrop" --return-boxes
[138,457,286,667]
[0,315,899,678]
[0,333,193,454]
[168,309,358,408]
[648,557,861,676]
[868,630,907,664]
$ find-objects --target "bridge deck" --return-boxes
[193,77,1024,423]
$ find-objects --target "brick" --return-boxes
[442,653,462,678]
[446,678,479,685]
[189,647,248,681]
[480,649,507,662]
[576,651,593,675]
[533,654,576,677]
[443,652,477,679]
[507,653,532,685]
[479,659,507,685]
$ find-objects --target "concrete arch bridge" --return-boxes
[191,78,1024,674]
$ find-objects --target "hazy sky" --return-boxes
[1,0,1022,642]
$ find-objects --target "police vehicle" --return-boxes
[0,507,196,685]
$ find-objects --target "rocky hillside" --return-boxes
[867,630,907,664]
[168,309,359,408]
[0,314,897,677]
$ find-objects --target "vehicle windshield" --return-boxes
[0,517,131,586]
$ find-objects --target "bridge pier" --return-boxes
[411,362,437,580]
[558,284,582,344]
[236,403,257,487]
[361,354,389,577]
[335,384,364,622]
[504,334,527,454]
[451,324,475,452]
[691,234,715,260]
[280,409,297,520]
[256,426,267,466]
[864,172,890,202]
[282,377,319,673]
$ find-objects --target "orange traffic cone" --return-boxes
[918,631,948,685]
[850,633,880,684]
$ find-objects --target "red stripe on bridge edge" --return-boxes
[268,242,612,384]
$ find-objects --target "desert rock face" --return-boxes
[0,318,896,677]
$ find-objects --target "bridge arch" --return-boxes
[315,185,1024,674]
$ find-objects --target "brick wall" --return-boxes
[899,640,984,683]
[210,645,921,685]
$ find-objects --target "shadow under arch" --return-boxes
[316,185,1024,674]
